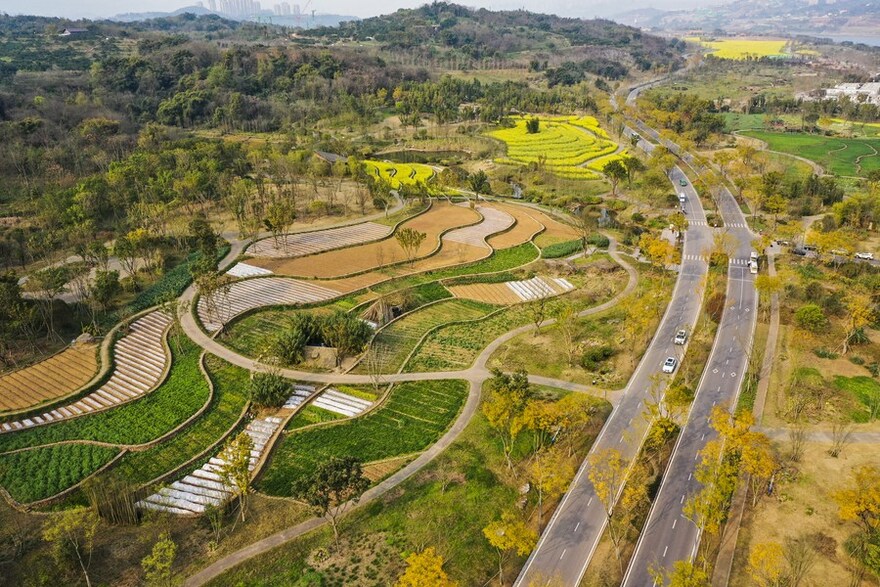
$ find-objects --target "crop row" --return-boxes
[0,339,209,453]
[111,354,250,486]
[354,299,495,373]
[257,379,468,495]
[0,443,119,504]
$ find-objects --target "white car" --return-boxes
[855,252,874,260]
[673,330,688,345]
[662,357,678,374]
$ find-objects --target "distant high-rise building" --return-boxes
[280,1,291,15]
[208,0,217,11]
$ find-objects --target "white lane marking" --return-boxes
[575,522,581,532]
[663,546,669,557]
[588,497,593,507]
[681,495,685,504]
[560,549,566,560]
[701,433,705,440]
[688,473,692,481]
[672,518,677,529]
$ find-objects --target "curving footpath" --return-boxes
[180,232,639,586]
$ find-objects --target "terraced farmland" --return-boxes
[363,160,435,189]
[0,343,98,413]
[444,205,515,248]
[257,379,468,495]
[247,221,392,259]
[1,311,171,432]
[197,277,342,332]
[489,115,618,180]
[449,276,576,305]
[248,201,480,279]
[353,299,495,374]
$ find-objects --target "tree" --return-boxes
[834,465,880,535]
[525,117,540,134]
[468,170,491,196]
[603,158,628,196]
[395,227,427,265]
[640,233,675,269]
[217,431,254,522]
[248,371,289,408]
[395,547,457,587]
[526,295,550,335]
[141,532,177,587]
[91,270,121,311]
[650,560,710,587]
[554,302,579,365]
[263,198,296,249]
[794,304,828,334]
[842,290,874,355]
[527,445,573,525]
[482,512,537,586]
[24,265,69,340]
[42,507,100,587]
[669,211,689,240]
[482,369,534,470]
[622,155,646,187]
[292,456,370,549]
[588,448,630,569]
[748,541,785,587]
[741,432,778,508]
[320,311,373,365]
[113,233,140,288]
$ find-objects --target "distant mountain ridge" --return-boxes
[111,5,357,29]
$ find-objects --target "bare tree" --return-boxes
[828,419,853,458]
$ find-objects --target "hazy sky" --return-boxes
[0,0,717,20]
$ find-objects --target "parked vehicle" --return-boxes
[673,330,688,345]
[749,260,758,274]
[679,178,688,186]
[678,193,687,204]
[662,357,678,374]
[855,252,874,260]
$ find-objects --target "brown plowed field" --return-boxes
[487,203,544,249]
[250,202,480,278]
[528,208,580,247]
[0,344,98,412]
[449,282,522,305]
[323,241,488,293]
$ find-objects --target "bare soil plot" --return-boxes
[0,344,98,413]
[250,202,480,278]
[487,203,543,249]
[530,209,581,247]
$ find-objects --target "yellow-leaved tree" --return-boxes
[482,512,537,586]
[395,547,457,587]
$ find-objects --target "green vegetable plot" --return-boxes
[0,444,119,503]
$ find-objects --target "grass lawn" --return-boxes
[257,379,469,496]
[204,386,610,587]
[740,130,880,177]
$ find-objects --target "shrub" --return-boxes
[795,304,828,333]
[850,356,866,366]
[581,345,615,370]
[541,239,582,259]
[272,313,320,365]
[814,347,838,360]
[706,293,726,322]
[249,372,289,408]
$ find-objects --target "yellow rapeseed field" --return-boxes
[686,37,789,60]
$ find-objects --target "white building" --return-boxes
[824,82,880,105]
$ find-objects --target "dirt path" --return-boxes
[854,141,878,175]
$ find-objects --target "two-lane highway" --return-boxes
[514,134,714,586]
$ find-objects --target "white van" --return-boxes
[750,251,759,262]
[749,260,758,274]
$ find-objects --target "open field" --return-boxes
[740,130,880,177]
[352,299,495,374]
[488,115,618,180]
[687,37,789,60]
[729,442,878,587]
[257,379,469,496]
[449,275,576,305]
[249,201,481,278]
[486,203,544,249]
[362,160,436,189]
[0,343,98,413]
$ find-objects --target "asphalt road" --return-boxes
[513,132,714,586]
[621,84,759,586]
